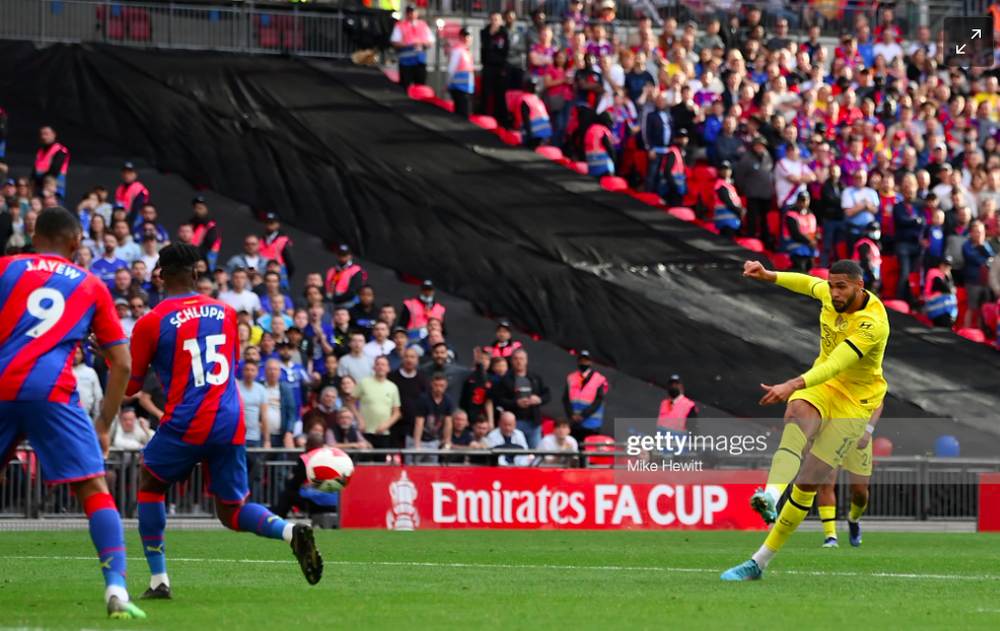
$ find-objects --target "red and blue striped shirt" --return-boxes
[128,293,244,445]
[0,254,126,402]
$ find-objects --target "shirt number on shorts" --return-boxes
[26,288,66,338]
[183,334,229,387]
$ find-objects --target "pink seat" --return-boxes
[957,328,987,343]
[809,267,830,279]
[535,146,563,161]
[735,237,765,253]
[601,176,629,192]
[499,130,522,145]
[407,84,436,100]
[883,299,911,314]
[569,161,588,174]
[632,192,663,206]
[469,115,498,130]
[667,207,696,222]
[772,253,793,271]
[438,100,455,112]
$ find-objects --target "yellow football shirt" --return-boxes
[775,272,889,409]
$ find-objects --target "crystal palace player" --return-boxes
[0,208,145,619]
[125,243,322,599]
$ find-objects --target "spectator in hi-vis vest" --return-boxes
[392,4,435,89]
[562,350,608,443]
[657,374,698,434]
[400,280,446,342]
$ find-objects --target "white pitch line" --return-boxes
[4,556,1000,581]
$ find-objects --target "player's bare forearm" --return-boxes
[759,375,806,405]
[101,344,132,429]
[742,260,777,283]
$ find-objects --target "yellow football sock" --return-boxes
[765,423,808,497]
[761,486,816,558]
[849,501,868,523]
[819,505,837,539]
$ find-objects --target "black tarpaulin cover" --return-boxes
[2,42,999,433]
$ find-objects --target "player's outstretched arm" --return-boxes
[743,260,777,283]
[745,260,827,299]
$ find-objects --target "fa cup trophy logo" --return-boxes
[386,470,420,531]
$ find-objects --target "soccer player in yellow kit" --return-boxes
[721,259,889,581]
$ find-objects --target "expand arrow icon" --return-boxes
[973,29,982,39]
[957,44,967,54]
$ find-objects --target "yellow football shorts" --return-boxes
[789,381,873,475]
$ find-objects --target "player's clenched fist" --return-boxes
[743,260,776,282]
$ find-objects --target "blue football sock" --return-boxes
[84,493,128,592]
[233,503,288,541]
[138,492,167,578]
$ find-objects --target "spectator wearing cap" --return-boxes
[392,4,435,89]
[842,168,880,253]
[114,162,149,226]
[660,129,689,207]
[562,350,609,442]
[781,192,818,273]
[485,320,522,358]
[710,161,745,238]
[386,326,409,371]
[447,27,475,118]
[400,280,446,342]
[259,212,294,287]
[33,125,69,198]
[325,243,366,309]
[734,136,775,248]
[642,91,672,192]
[657,375,698,433]
[923,255,959,328]
[189,196,222,271]
[491,348,550,448]
[348,285,378,339]
[226,234,269,276]
[92,232,129,291]
[132,204,170,245]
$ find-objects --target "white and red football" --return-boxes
[305,447,354,493]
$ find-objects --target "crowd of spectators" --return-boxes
[396,2,1000,335]
[3,121,703,471]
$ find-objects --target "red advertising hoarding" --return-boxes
[978,473,1000,532]
[340,466,768,531]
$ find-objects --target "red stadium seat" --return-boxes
[809,267,830,279]
[772,253,793,270]
[766,211,780,239]
[535,146,563,161]
[127,9,151,40]
[883,299,911,314]
[983,302,998,335]
[957,328,987,343]
[956,286,968,326]
[469,115,498,130]
[257,25,279,48]
[498,130,522,145]
[407,84,436,100]
[382,68,400,83]
[601,176,629,192]
[881,256,899,299]
[692,165,718,181]
[735,237,765,253]
[541,419,555,436]
[909,272,921,300]
[632,192,663,206]
[668,207,696,222]
[583,435,615,466]
[836,242,848,261]
[106,16,126,40]
[914,313,932,326]
[569,161,588,175]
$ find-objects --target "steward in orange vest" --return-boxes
[325,243,367,308]
[656,374,698,433]
[190,196,222,272]
[781,192,819,273]
[34,125,69,198]
[114,162,149,226]
[661,129,689,206]
[400,280,446,341]
[447,28,475,118]
[484,319,522,357]
[515,79,552,149]
[260,212,295,288]
[562,350,608,440]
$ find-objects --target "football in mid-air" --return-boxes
[305,447,354,493]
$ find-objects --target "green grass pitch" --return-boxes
[2,530,999,630]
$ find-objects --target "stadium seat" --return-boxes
[808,267,829,279]
[498,129,522,145]
[735,237,765,253]
[883,299,910,314]
[772,253,793,270]
[957,328,987,343]
[982,302,998,335]
[914,313,932,326]
[909,272,921,300]
[601,176,629,192]
[569,161,588,175]
[583,435,615,466]
[469,115,498,130]
[881,256,899,299]
[836,242,848,261]
[126,8,151,40]
[765,212,780,240]
[632,192,663,206]
[956,286,968,325]
[692,165,718,181]
[535,146,563,161]
[668,207,696,222]
[407,84,436,101]
[541,419,554,436]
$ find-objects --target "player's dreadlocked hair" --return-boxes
[157,242,202,276]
